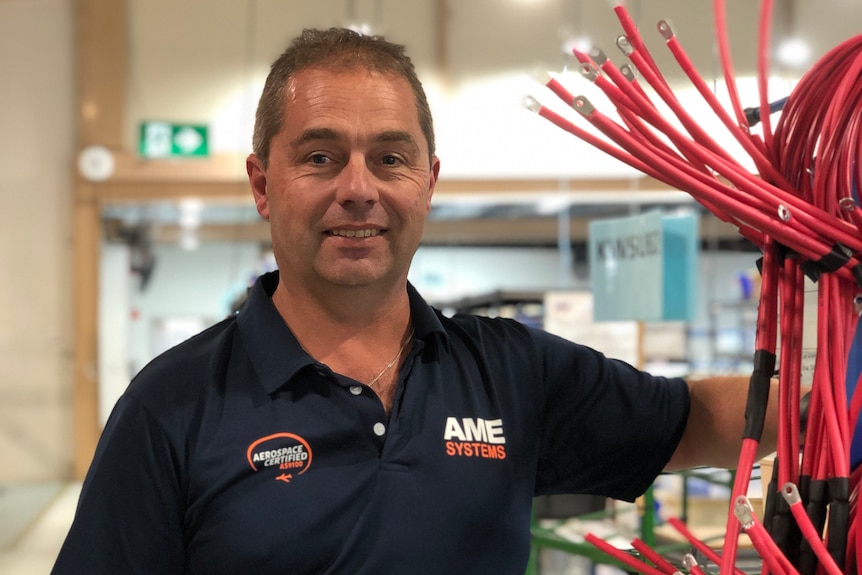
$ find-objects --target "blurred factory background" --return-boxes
[1,0,860,572]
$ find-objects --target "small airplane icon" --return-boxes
[275,473,293,483]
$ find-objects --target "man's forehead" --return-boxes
[281,67,425,148]
[286,65,407,94]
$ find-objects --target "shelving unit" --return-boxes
[436,290,742,574]
[707,299,759,374]
[528,468,741,575]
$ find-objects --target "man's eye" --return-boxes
[310,153,329,165]
[381,155,400,166]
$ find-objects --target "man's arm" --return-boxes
[52,395,185,574]
[664,376,781,471]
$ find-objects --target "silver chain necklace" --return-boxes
[367,327,415,387]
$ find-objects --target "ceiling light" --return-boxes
[561,35,592,56]
[776,37,812,69]
[178,198,204,230]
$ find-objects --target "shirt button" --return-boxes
[373,422,386,436]
[349,385,363,396]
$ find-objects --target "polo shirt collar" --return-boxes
[237,271,449,395]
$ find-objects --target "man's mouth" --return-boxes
[327,229,382,238]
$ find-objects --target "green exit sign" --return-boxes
[139,122,209,158]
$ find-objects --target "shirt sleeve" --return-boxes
[52,394,186,575]
[532,328,690,502]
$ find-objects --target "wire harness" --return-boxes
[528,2,862,574]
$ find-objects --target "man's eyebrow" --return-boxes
[292,128,340,146]
[291,128,421,154]
[375,130,420,153]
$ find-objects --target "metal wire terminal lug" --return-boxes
[777,204,791,222]
[572,96,595,116]
[733,495,755,528]
[854,293,862,315]
[579,63,599,82]
[589,47,608,65]
[616,35,634,56]
[682,554,699,571]
[523,96,542,114]
[657,20,675,40]
[780,482,802,505]
[839,197,858,211]
[530,68,553,85]
[620,63,638,82]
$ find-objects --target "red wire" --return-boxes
[534,105,665,184]
[629,538,677,575]
[583,533,666,575]
[568,56,862,256]
[713,0,748,130]
[686,559,708,575]
[757,239,781,352]
[815,276,850,475]
[662,31,792,190]
[788,262,804,484]
[830,281,853,471]
[778,258,803,487]
[720,439,760,575]
[666,517,749,575]
[736,496,800,575]
[612,5,669,93]
[573,102,862,278]
[783,485,844,575]
[535,4,862,572]
[544,76,575,107]
[757,0,775,151]
[622,38,744,169]
[591,57,713,175]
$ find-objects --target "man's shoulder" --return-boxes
[126,315,242,406]
[440,311,539,338]
[435,311,549,354]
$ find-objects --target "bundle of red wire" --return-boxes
[528,2,862,574]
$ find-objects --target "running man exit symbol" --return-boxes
[139,122,209,158]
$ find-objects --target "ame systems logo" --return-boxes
[443,417,507,460]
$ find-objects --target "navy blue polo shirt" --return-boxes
[53,271,689,575]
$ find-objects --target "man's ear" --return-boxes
[426,156,441,212]
[246,154,270,220]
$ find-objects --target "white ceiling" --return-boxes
[126,0,862,154]
[444,0,860,84]
[113,0,862,235]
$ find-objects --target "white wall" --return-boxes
[102,243,576,398]
[0,0,75,482]
[101,240,761,416]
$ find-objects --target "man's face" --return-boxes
[247,66,439,291]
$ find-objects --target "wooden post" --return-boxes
[72,0,126,478]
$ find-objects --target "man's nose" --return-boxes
[336,154,379,206]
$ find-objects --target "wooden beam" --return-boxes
[77,0,126,149]
[73,0,127,479]
[72,188,102,478]
[100,150,676,196]
[140,210,742,247]
[101,181,251,203]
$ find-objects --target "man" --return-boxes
[53,28,776,574]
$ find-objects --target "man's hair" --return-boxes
[252,27,435,169]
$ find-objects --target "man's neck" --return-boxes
[270,276,412,359]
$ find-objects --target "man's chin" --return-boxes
[319,268,388,288]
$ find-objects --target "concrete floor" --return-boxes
[0,482,79,575]
[0,481,616,575]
